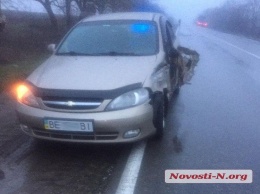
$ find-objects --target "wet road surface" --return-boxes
[135,26,260,194]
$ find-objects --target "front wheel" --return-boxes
[174,77,181,95]
[153,93,165,138]
[174,66,182,94]
[170,65,181,96]
[163,88,169,116]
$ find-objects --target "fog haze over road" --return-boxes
[157,0,227,22]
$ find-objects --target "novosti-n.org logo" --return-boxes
[165,170,252,183]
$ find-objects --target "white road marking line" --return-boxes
[116,141,147,194]
[203,34,260,60]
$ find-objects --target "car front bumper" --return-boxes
[16,102,156,143]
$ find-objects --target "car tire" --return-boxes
[163,88,169,116]
[174,67,181,95]
[174,80,180,95]
[153,93,165,138]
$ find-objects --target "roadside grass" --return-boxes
[0,11,57,94]
[0,52,49,93]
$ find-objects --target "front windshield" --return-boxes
[57,20,158,56]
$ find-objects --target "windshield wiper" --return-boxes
[95,51,141,56]
[56,51,92,56]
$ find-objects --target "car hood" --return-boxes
[27,55,158,90]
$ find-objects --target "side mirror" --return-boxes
[47,44,56,53]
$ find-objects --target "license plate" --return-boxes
[44,118,94,132]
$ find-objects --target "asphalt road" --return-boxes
[1,25,260,194]
[134,26,260,194]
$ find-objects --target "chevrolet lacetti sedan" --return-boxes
[16,12,181,143]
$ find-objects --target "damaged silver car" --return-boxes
[16,12,190,143]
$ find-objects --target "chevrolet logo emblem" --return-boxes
[67,101,75,106]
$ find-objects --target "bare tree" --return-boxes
[36,0,164,31]
[65,0,72,27]
[35,0,58,30]
[200,0,260,37]
[52,0,74,28]
[73,0,97,18]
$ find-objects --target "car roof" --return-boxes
[81,12,163,22]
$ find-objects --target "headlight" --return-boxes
[16,84,40,108]
[106,88,149,111]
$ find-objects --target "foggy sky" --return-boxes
[6,0,228,22]
[157,0,227,22]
